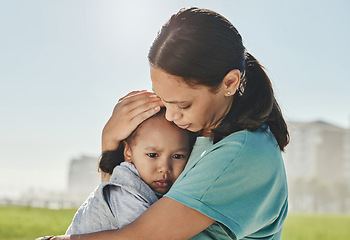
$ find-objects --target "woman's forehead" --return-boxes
[151,75,202,101]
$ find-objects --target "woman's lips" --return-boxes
[154,180,171,188]
[176,124,190,129]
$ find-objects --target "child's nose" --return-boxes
[158,158,172,174]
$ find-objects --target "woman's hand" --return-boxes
[102,90,163,152]
[35,236,70,240]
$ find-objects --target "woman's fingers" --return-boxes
[102,90,165,152]
[120,96,163,129]
[129,98,163,120]
[123,95,162,115]
[35,236,56,240]
[118,90,148,102]
[131,105,161,125]
[114,92,156,115]
[118,91,157,106]
[115,92,162,122]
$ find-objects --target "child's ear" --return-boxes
[123,141,132,163]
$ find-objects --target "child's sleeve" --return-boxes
[104,185,153,228]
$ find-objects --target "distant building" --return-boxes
[2,155,101,209]
[283,121,350,213]
[67,155,100,203]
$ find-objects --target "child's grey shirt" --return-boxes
[66,162,160,235]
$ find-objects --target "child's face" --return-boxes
[124,116,192,194]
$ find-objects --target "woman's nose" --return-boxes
[165,107,181,122]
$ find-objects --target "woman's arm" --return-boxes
[66,197,214,240]
[37,197,214,240]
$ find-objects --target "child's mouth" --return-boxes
[154,180,171,187]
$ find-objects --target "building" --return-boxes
[3,155,101,209]
[283,121,350,213]
[67,155,100,203]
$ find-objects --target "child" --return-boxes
[65,108,197,234]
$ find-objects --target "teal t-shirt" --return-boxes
[165,127,288,240]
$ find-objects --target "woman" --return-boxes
[40,7,289,240]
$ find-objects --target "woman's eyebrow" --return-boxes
[152,89,187,104]
[163,99,187,104]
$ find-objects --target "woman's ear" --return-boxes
[123,141,133,163]
[222,69,241,96]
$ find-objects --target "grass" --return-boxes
[1,206,350,240]
[0,206,76,240]
[282,213,350,240]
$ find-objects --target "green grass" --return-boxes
[282,213,350,240]
[0,206,76,240]
[1,206,350,240]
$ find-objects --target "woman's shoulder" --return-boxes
[181,125,282,178]
[217,125,278,150]
[200,125,281,167]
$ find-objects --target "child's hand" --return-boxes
[102,90,163,152]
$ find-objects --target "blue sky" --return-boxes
[1,0,349,197]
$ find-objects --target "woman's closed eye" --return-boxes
[176,104,191,110]
[147,153,159,158]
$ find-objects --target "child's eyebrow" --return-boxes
[172,147,191,152]
[144,146,190,152]
[145,146,159,151]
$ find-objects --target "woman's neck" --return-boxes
[199,97,233,137]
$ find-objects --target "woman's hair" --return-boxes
[99,108,197,174]
[148,7,289,150]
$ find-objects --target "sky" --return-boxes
[1,0,349,198]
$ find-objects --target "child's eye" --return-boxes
[147,153,158,158]
[172,154,185,159]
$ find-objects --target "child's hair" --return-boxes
[99,108,197,174]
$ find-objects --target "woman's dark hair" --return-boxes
[148,7,289,150]
[99,108,198,174]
